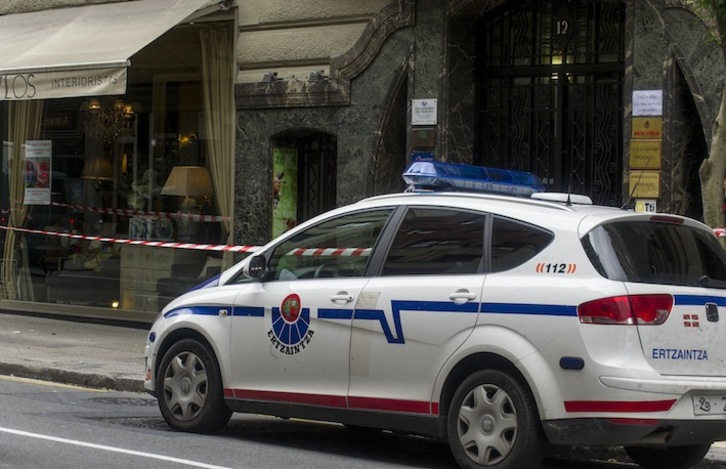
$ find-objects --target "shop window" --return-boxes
[0,90,224,312]
[0,21,236,316]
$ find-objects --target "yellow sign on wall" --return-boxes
[632,117,663,139]
[630,140,662,169]
[628,170,661,198]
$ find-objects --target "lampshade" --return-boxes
[81,155,113,180]
[161,166,213,197]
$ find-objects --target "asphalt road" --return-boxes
[1,375,725,469]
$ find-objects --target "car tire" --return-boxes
[157,338,232,433]
[446,369,548,469]
[624,444,711,469]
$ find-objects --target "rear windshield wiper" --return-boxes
[698,275,726,289]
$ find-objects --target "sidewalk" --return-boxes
[0,312,147,392]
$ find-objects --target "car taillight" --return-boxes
[578,294,672,325]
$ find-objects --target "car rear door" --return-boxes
[348,206,486,416]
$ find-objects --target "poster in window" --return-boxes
[272,148,298,238]
[24,140,52,205]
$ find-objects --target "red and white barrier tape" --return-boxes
[0,224,259,253]
[287,247,371,257]
[715,228,726,238]
[0,224,377,257]
[49,202,231,223]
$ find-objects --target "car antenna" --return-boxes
[566,172,573,206]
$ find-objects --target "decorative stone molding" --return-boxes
[446,0,506,19]
[235,0,415,109]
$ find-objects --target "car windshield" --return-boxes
[582,220,726,288]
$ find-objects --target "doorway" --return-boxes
[476,0,625,205]
[271,130,337,237]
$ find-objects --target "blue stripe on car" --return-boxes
[674,295,726,307]
[234,306,265,317]
[165,295,725,344]
[164,305,223,318]
[482,302,577,316]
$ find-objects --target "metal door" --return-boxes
[477,0,625,206]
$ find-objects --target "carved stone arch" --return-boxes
[447,0,507,19]
[664,7,719,148]
[372,55,411,195]
[667,59,707,218]
[330,0,415,100]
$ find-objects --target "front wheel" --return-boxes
[624,444,711,469]
[446,369,548,469]
[157,339,232,433]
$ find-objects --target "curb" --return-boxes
[0,363,145,393]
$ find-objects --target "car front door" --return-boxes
[349,207,486,416]
[226,208,393,408]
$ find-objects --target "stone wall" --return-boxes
[234,25,416,246]
[234,1,416,245]
[633,1,724,214]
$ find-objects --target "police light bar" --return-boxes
[402,161,544,197]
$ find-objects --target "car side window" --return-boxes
[490,216,553,272]
[265,209,392,281]
[381,208,485,276]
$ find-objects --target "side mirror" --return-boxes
[245,255,267,280]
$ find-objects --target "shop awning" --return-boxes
[0,0,215,101]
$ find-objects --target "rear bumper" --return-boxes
[543,418,726,446]
[601,375,726,394]
[544,374,726,446]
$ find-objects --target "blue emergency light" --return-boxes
[402,161,544,197]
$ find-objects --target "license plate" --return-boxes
[692,395,726,415]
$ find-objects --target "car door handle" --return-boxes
[449,289,476,305]
[331,292,354,304]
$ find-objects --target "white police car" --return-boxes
[144,162,726,469]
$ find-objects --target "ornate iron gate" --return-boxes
[477,0,625,205]
[299,133,337,221]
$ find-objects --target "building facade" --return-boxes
[0,0,722,322]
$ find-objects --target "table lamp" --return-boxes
[161,166,213,242]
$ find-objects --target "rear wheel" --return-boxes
[157,339,232,433]
[624,444,711,469]
[446,369,548,468]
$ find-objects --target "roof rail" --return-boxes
[531,192,593,205]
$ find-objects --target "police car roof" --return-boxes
[361,190,611,214]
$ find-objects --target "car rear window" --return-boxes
[582,220,726,287]
[490,216,554,272]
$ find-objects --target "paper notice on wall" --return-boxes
[24,140,52,205]
[632,90,662,116]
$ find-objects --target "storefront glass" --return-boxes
[0,18,235,320]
